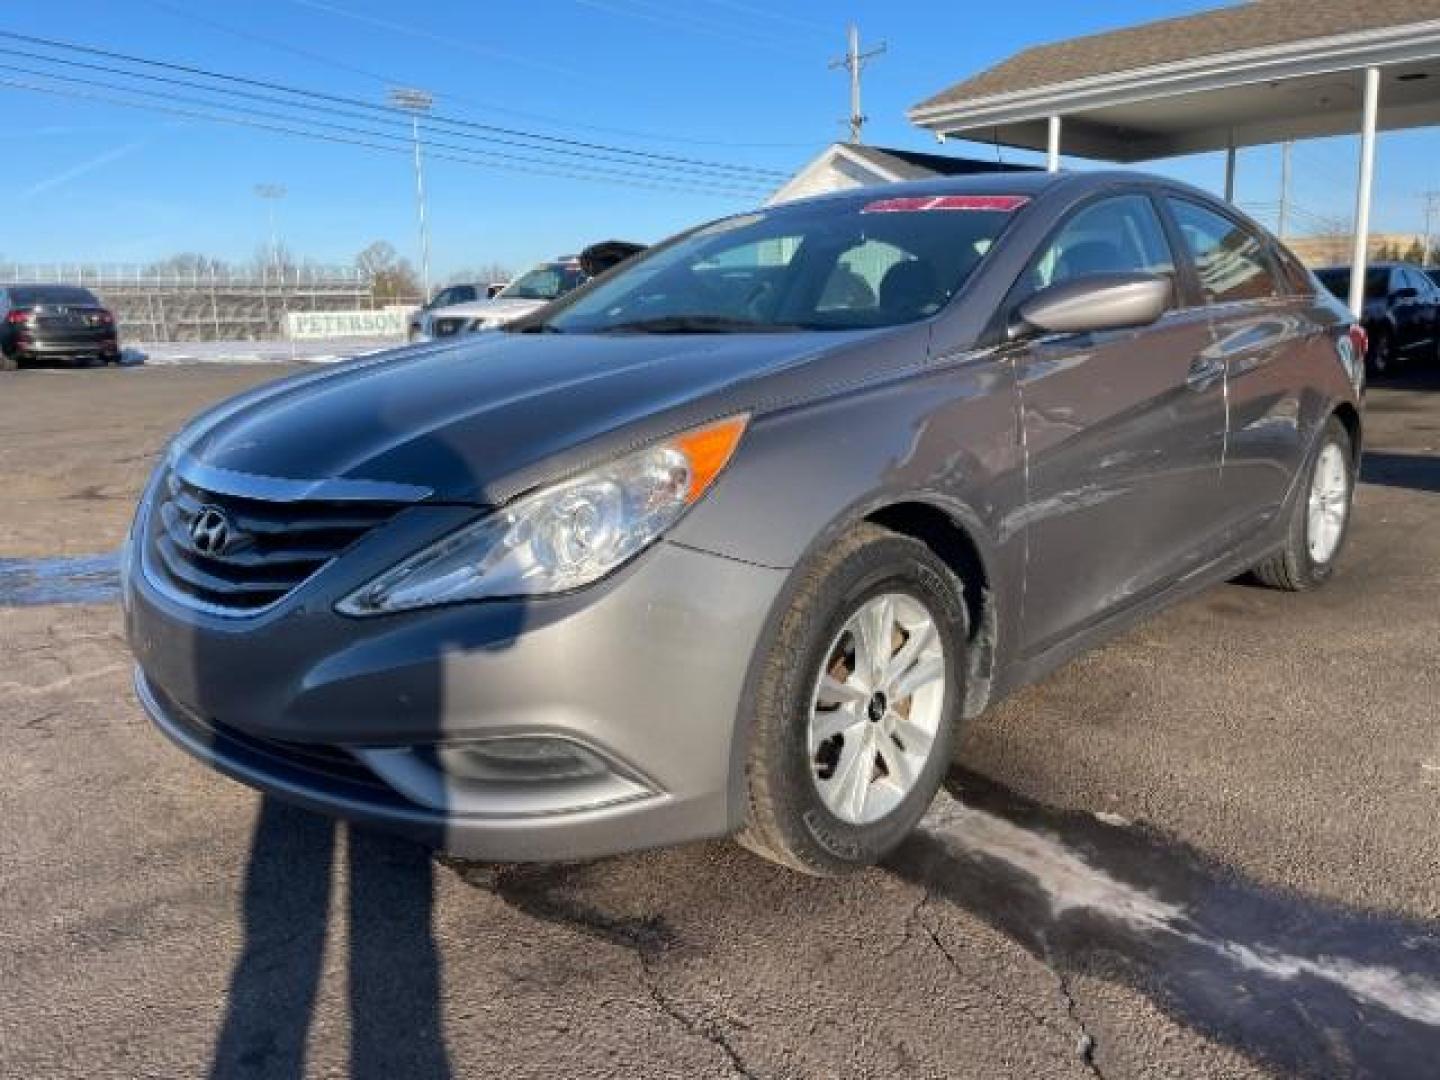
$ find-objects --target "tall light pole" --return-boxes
[389,86,433,301]
[253,183,286,276]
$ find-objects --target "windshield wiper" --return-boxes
[510,321,564,334]
[596,315,803,334]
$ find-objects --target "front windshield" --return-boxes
[542,195,1026,334]
[500,263,586,301]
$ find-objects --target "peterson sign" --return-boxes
[286,307,409,341]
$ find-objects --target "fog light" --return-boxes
[430,737,609,783]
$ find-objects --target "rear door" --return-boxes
[1011,192,1228,657]
[1163,197,1312,539]
[1397,267,1437,356]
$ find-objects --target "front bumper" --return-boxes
[125,516,788,861]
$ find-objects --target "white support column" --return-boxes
[1046,115,1062,173]
[1349,66,1381,318]
[1224,138,1237,202]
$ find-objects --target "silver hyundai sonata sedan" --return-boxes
[124,171,1364,875]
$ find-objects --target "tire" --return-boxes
[736,523,967,876]
[1366,329,1394,378]
[0,350,16,372]
[1252,415,1355,591]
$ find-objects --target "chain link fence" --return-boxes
[0,264,420,342]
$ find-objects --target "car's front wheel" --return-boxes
[1252,415,1355,591]
[737,523,966,875]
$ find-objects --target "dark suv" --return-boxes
[1316,262,1440,376]
[0,285,119,369]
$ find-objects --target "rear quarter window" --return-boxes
[9,285,101,306]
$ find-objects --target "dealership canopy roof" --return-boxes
[909,0,1440,160]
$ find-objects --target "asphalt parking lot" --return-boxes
[2,360,1438,1079]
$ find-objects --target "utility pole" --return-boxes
[1278,140,1292,239]
[1421,191,1440,267]
[829,24,885,144]
[389,86,434,301]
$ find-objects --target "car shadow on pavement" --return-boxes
[1360,450,1440,494]
[888,768,1440,1080]
[208,798,451,1080]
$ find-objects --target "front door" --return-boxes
[1010,193,1228,657]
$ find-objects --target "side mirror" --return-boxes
[1391,286,1418,301]
[1011,272,1171,339]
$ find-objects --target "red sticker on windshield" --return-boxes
[862,195,1030,214]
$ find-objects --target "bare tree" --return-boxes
[355,241,421,302]
[148,252,230,278]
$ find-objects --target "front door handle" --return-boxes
[1186,355,1225,389]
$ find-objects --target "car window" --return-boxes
[500,263,587,301]
[1269,242,1314,296]
[1028,194,1175,297]
[545,198,1023,333]
[1315,266,1388,302]
[9,285,101,306]
[429,288,457,308]
[1167,199,1278,303]
[816,239,911,313]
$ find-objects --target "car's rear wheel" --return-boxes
[1252,415,1355,591]
[737,523,965,875]
[0,350,16,372]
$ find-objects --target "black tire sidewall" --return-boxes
[761,535,966,873]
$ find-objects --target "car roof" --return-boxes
[766,168,1229,216]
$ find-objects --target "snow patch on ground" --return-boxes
[127,338,404,367]
[923,793,1440,1028]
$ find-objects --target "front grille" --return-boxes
[145,470,403,613]
[432,317,464,337]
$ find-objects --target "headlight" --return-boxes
[337,414,748,614]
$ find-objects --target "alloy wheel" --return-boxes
[807,592,946,825]
[1307,442,1349,564]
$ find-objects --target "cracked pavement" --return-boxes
[3,362,1439,1078]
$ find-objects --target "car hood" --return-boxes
[176,330,890,505]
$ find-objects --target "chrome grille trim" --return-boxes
[142,466,407,617]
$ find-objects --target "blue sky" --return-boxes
[1,0,1435,280]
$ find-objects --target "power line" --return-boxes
[2,60,773,196]
[141,0,817,149]
[9,48,779,187]
[570,0,794,53]
[281,0,580,79]
[0,31,790,181]
[0,76,771,199]
[690,0,833,35]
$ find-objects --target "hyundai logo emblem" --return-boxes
[189,506,233,557]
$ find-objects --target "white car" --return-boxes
[412,259,587,341]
